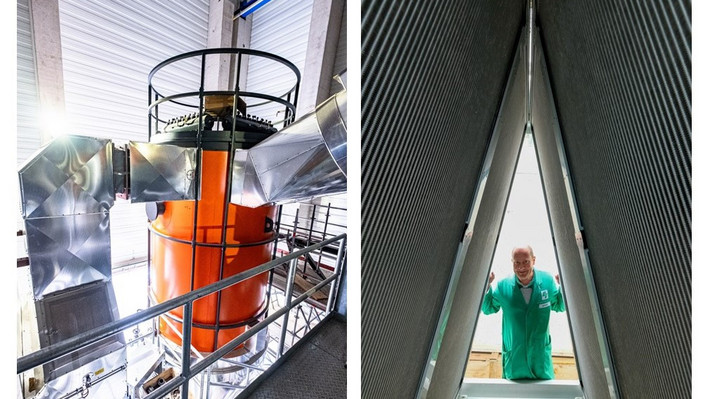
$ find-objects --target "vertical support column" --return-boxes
[206,0,253,99]
[232,14,253,91]
[297,0,345,116]
[206,0,236,91]
[29,0,65,144]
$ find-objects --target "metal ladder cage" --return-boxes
[17,234,347,399]
[147,48,301,139]
[144,47,301,355]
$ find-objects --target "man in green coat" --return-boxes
[481,245,565,380]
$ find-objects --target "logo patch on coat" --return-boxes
[541,289,548,300]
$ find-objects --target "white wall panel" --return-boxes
[17,0,39,261]
[246,0,313,126]
[17,0,41,166]
[56,0,210,266]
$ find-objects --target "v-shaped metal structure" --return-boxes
[465,130,577,380]
[416,17,619,397]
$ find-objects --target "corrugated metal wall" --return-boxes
[56,0,210,265]
[58,0,209,142]
[361,1,524,397]
[532,34,617,398]
[17,0,40,261]
[17,0,41,165]
[426,36,528,399]
[537,2,691,398]
[246,0,313,124]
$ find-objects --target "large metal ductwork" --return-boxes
[231,89,347,208]
[18,135,127,396]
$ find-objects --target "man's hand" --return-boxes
[488,272,495,288]
[555,274,560,284]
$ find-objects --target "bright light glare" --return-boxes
[40,108,68,138]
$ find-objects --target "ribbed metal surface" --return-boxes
[17,0,41,165]
[532,33,615,398]
[58,0,209,141]
[246,0,313,124]
[426,35,527,399]
[537,2,691,398]
[56,0,209,266]
[361,1,524,398]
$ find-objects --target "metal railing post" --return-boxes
[202,367,210,399]
[181,302,193,399]
[317,203,332,268]
[292,304,301,345]
[326,237,347,313]
[278,257,298,356]
[292,208,300,247]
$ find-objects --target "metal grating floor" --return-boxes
[242,316,347,398]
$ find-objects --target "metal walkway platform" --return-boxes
[458,378,584,399]
[241,315,347,398]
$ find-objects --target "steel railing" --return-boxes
[17,233,346,399]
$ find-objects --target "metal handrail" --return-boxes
[17,233,346,375]
[148,90,296,119]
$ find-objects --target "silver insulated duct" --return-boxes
[18,135,115,299]
[231,89,347,207]
[17,135,126,392]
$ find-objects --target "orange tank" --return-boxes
[150,149,276,355]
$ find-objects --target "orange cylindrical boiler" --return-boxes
[150,149,276,355]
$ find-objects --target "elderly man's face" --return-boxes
[512,248,535,282]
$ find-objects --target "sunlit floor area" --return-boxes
[465,352,578,380]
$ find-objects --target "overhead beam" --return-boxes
[297,0,344,116]
[29,0,65,144]
[206,0,236,91]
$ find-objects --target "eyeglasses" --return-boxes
[513,259,532,269]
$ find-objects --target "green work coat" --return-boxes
[481,270,565,380]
